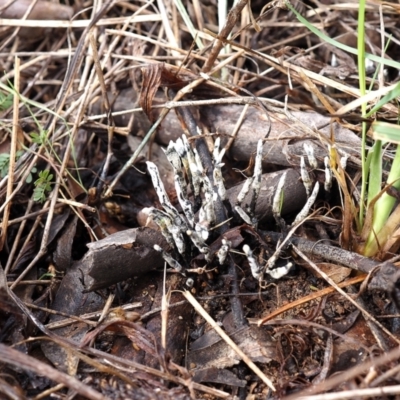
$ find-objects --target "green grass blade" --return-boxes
[366,82,400,118]
[371,121,400,143]
[286,2,400,70]
[357,0,368,229]
[367,141,382,207]
[174,0,204,49]
[364,145,400,256]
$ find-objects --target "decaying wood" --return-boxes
[0,0,73,38]
[83,227,169,292]
[262,230,399,292]
[0,0,73,20]
[92,87,361,170]
[90,89,186,146]
[226,168,307,221]
[53,215,78,272]
[202,105,361,168]
[41,253,104,372]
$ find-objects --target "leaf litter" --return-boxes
[1,0,400,398]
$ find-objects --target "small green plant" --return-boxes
[287,1,400,258]
[0,81,86,206]
[0,91,12,111]
[30,130,49,145]
[25,165,37,184]
[0,152,15,177]
[33,170,53,203]
[0,150,37,183]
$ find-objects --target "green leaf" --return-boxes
[0,150,27,178]
[367,141,382,206]
[30,132,41,144]
[30,130,48,145]
[33,187,46,202]
[366,82,400,118]
[33,169,53,202]
[0,153,10,178]
[0,91,13,111]
[371,121,400,144]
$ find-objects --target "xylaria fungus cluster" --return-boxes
[146,133,347,284]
